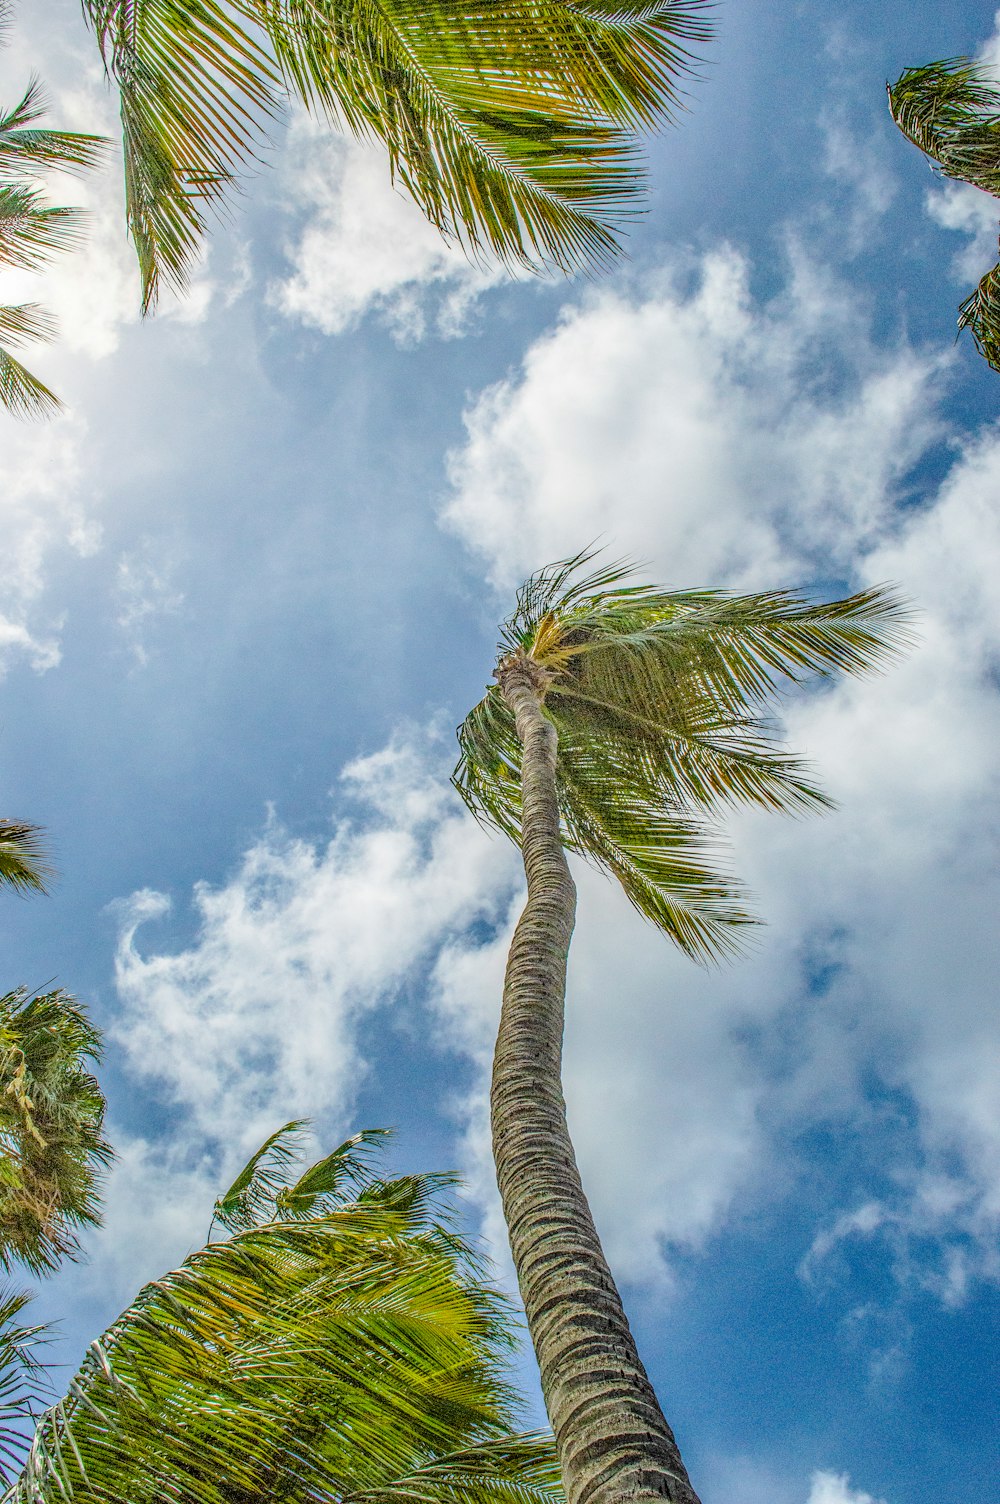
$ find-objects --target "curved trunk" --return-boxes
[493,659,701,1504]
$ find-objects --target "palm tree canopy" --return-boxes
[13,1123,563,1504]
[0,3,107,415]
[888,57,1000,370]
[80,0,712,312]
[455,553,911,963]
[0,988,112,1276]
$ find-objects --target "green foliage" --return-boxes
[0,988,112,1276]
[12,1128,563,1504]
[0,1289,48,1486]
[456,552,911,963]
[0,6,107,416]
[80,0,712,311]
[888,57,1000,371]
[0,824,49,897]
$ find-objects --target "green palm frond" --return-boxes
[888,57,1000,371]
[81,0,711,310]
[211,1119,308,1232]
[0,988,112,1277]
[456,553,911,962]
[0,1289,49,1486]
[0,823,50,896]
[12,1131,561,1504]
[0,185,84,270]
[0,78,107,178]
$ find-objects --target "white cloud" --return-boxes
[111,733,518,1159]
[925,182,998,285]
[807,1472,885,1504]
[443,246,941,592]
[0,414,102,675]
[270,118,509,344]
[115,546,185,667]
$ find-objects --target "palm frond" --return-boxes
[456,555,911,963]
[0,989,111,1277]
[0,78,107,177]
[0,823,51,896]
[274,1126,393,1218]
[12,1131,561,1504]
[211,1120,308,1232]
[82,1,711,307]
[0,1288,49,1487]
[888,57,1000,371]
[0,184,84,269]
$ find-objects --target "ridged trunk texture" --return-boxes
[493,658,702,1504]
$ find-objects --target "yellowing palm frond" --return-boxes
[456,553,911,962]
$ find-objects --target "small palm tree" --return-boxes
[80,0,712,312]
[454,553,910,1504]
[0,987,112,1277]
[0,2,106,415]
[12,1124,564,1504]
[889,57,1000,370]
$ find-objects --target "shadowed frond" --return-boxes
[889,57,1000,371]
[81,0,711,310]
[0,823,50,896]
[11,1130,562,1504]
[0,1289,49,1486]
[456,553,911,962]
[0,988,112,1276]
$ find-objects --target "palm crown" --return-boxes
[81,0,712,312]
[889,58,1000,371]
[455,554,910,962]
[13,1123,562,1504]
[0,988,112,1277]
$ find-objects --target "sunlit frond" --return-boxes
[0,78,107,177]
[0,1289,49,1486]
[12,1131,561,1504]
[456,555,911,963]
[81,1,711,308]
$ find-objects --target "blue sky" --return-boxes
[2,3,999,1502]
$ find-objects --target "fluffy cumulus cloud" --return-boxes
[807,1473,885,1504]
[111,733,518,1162]
[439,245,1000,1296]
[270,117,509,343]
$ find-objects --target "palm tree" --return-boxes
[888,57,1000,371]
[0,1290,47,1487]
[454,553,910,1504]
[0,987,112,1276]
[80,0,713,313]
[11,1123,564,1504]
[0,2,106,415]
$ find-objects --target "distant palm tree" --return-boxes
[0,1,105,415]
[889,57,1000,370]
[0,987,111,1276]
[79,0,712,312]
[455,553,910,1504]
[12,1123,564,1504]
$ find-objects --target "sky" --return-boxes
[1,3,999,1502]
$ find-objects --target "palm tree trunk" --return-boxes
[493,657,702,1504]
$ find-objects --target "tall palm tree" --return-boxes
[454,553,910,1504]
[11,1123,564,1504]
[0,1,106,415]
[888,57,1000,371]
[80,0,712,313]
[0,987,112,1276]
